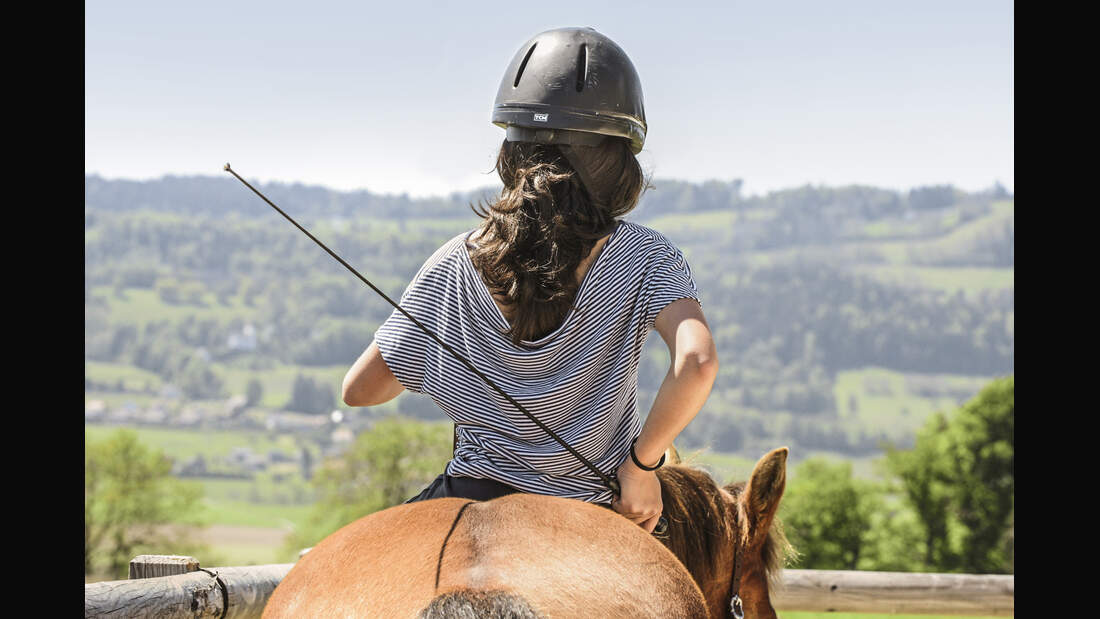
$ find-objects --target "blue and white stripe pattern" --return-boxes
[374,220,701,504]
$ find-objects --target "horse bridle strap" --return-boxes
[729,534,744,619]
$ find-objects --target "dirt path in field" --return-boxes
[142,523,296,565]
[200,524,292,547]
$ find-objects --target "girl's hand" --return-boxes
[611,457,663,534]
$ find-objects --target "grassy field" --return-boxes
[693,445,892,483]
[792,450,888,481]
[195,524,296,566]
[832,367,993,443]
[644,209,738,235]
[85,424,311,462]
[861,218,927,239]
[89,286,258,327]
[211,362,349,408]
[86,359,357,412]
[85,390,162,408]
[853,265,1013,295]
[194,497,309,565]
[199,496,313,529]
[85,361,165,391]
[683,447,759,485]
[868,200,1013,266]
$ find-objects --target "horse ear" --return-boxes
[665,443,681,465]
[744,447,788,528]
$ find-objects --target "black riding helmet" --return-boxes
[491,27,647,155]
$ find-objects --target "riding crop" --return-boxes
[223,163,623,498]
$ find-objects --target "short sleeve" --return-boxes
[373,293,431,395]
[372,238,461,395]
[643,245,701,329]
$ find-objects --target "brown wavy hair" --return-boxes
[469,137,648,346]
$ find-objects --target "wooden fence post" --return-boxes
[129,555,200,580]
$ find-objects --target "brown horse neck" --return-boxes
[654,467,739,615]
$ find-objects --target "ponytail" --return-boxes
[469,138,647,345]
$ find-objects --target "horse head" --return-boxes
[655,447,791,619]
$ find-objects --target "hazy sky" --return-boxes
[85,0,1013,198]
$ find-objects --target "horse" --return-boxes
[263,447,791,619]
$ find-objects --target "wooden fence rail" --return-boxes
[85,563,294,618]
[773,569,1013,616]
[85,557,1014,618]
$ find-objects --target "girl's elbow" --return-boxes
[344,390,381,408]
[341,389,359,408]
[342,390,362,407]
[695,353,719,381]
[343,374,403,407]
[342,376,368,407]
[680,349,719,381]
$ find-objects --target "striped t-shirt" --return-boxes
[374,219,701,504]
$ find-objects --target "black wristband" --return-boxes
[630,437,665,471]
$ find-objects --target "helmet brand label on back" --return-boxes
[533,113,549,122]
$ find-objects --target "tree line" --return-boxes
[84,173,1009,222]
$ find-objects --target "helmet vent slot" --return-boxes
[575,44,588,92]
[514,43,537,88]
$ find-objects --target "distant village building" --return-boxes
[227,323,258,352]
[226,446,268,472]
[139,406,169,425]
[176,454,207,477]
[176,407,202,426]
[264,412,328,433]
[331,427,354,445]
[85,400,107,422]
[224,395,248,417]
[105,408,133,423]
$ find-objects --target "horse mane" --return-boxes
[657,465,735,587]
[656,464,793,591]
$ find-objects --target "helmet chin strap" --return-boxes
[506,125,605,148]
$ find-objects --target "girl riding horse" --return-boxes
[342,26,718,534]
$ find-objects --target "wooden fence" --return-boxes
[85,555,1014,618]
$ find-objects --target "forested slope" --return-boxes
[85,174,1013,458]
